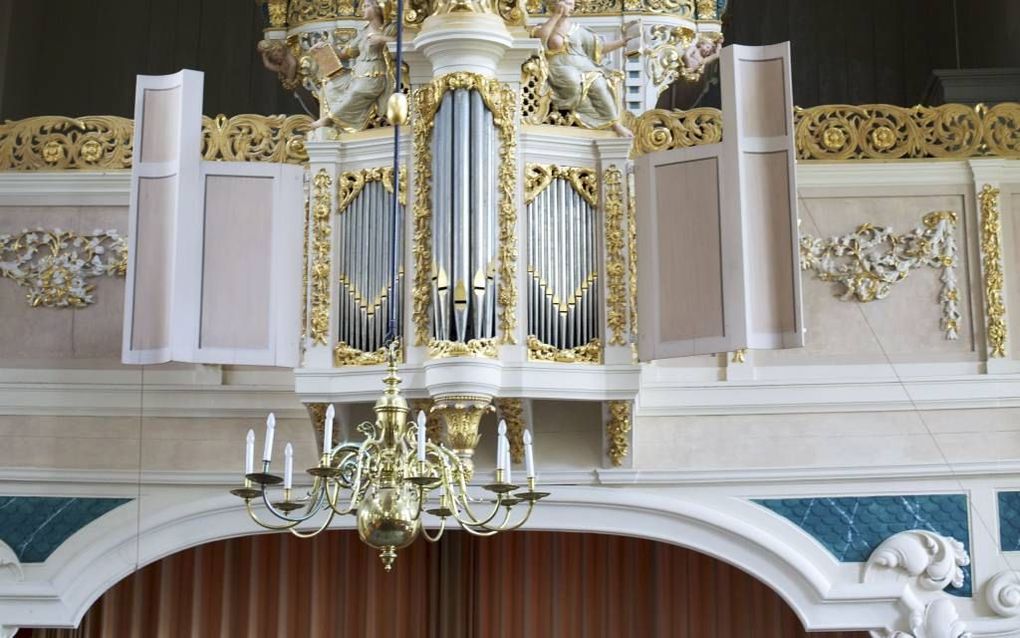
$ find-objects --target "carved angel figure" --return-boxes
[311,0,397,132]
[534,0,634,137]
[681,34,723,79]
[258,39,301,92]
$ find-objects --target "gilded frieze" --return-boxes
[201,114,312,163]
[336,166,407,212]
[527,335,602,363]
[628,107,723,158]
[427,338,499,359]
[524,164,598,206]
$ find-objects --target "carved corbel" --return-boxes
[984,570,1020,617]
[0,540,23,583]
[866,530,970,592]
[889,599,971,638]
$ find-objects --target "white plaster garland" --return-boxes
[0,227,127,308]
[866,530,970,592]
[985,570,1020,617]
[800,211,960,340]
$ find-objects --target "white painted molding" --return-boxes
[0,626,19,638]
[866,530,970,592]
[796,161,976,190]
[986,571,1020,617]
[895,599,971,638]
[0,171,131,206]
[0,540,22,583]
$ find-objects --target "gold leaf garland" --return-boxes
[493,398,525,463]
[603,166,628,346]
[607,400,632,467]
[524,164,598,206]
[527,335,602,363]
[201,114,312,163]
[411,72,519,347]
[979,185,1007,358]
[629,108,723,158]
[0,116,133,171]
[626,168,638,343]
[333,341,392,366]
[309,169,334,346]
[0,228,127,308]
[427,338,499,359]
[800,211,961,340]
[337,166,407,212]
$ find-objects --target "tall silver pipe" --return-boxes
[469,92,485,339]
[452,89,471,341]
[485,106,497,339]
[569,187,579,349]
[542,186,551,345]
[433,95,451,341]
[337,198,347,347]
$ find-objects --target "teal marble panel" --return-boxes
[997,491,1020,551]
[0,496,131,563]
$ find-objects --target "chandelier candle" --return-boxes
[244,429,255,475]
[263,413,276,462]
[323,404,335,455]
[417,411,426,462]
[524,430,535,479]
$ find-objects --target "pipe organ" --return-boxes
[525,165,600,354]
[430,89,499,344]
[335,169,406,358]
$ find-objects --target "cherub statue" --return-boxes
[681,34,723,80]
[310,0,397,132]
[258,39,300,92]
[534,0,635,137]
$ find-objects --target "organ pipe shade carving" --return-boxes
[526,166,601,354]
[430,89,499,344]
[336,177,406,360]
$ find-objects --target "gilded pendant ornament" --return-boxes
[411,72,519,346]
[793,103,1020,161]
[626,168,638,342]
[524,164,598,206]
[310,169,334,346]
[603,166,628,346]
[527,335,603,363]
[629,107,723,158]
[979,185,1007,358]
[0,228,127,308]
[800,211,961,340]
[427,338,499,359]
[337,166,407,212]
[606,400,632,467]
[494,398,525,463]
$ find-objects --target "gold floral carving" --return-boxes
[412,73,519,346]
[645,25,700,91]
[337,166,407,212]
[794,103,1020,161]
[607,400,632,467]
[305,403,328,447]
[288,0,357,25]
[521,0,697,14]
[604,166,628,346]
[427,338,499,359]
[527,335,602,363]
[493,398,525,463]
[521,55,552,126]
[0,228,127,308]
[629,108,723,158]
[310,169,334,345]
[731,349,746,364]
[979,185,1007,358]
[626,169,638,342]
[524,164,598,206]
[201,114,312,163]
[333,341,393,366]
[695,0,716,18]
[800,211,961,340]
[0,116,133,170]
[409,399,443,443]
[267,0,289,26]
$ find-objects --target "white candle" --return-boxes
[504,446,512,484]
[417,411,427,462]
[263,413,276,462]
[496,420,507,472]
[523,429,535,479]
[244,429,255,475]
[323,404,335,455]
[284,442,294,490]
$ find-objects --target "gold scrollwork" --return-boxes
[607,400,632,467]
[800,211,961,340]
[979,185,1007,358]
[629,107,723,158]
[427,337,499,359]
[521,55,552,126]
[644,25,699,91]
[626,168,638,343]
[333,341,394,366]
[603,166,628,346]
[0,116,133,171]
[794,103,1020,161]
[412,72,519,346]
[0,228,127,308]
[310,169,334,345]
[524,164,598,206]
[337,166,407,212]
[493,398,525,463]
[201,114,312,163]
[267,0,289,26]
[288,0,357,25]
[527,335,603,363]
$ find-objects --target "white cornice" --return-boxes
[0,171,131,206]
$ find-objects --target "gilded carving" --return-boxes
[626,168,638,341]
[409,399,443,443]
[800,211,961,340]
[629,107,723,157]
[0,116,133,171]
[524,164,598,206]
[603,166,628,346]
[337,166,407,212]
[427,338,499,359]
[731,349,746,364]
[202,114,312,163]
[0,228,127,308]
[527,335,602,363]
[494,398,525,463]
[310,169,334,346]
[333,341,392,366]
[267,0,289,26]
[979,185,1007,358]
[412,73,519,346]
[644,27,721,95]
[288,0,358,25]
[606,400,631,467]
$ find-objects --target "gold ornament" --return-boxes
[527,335,602,363]
[333,342,393,366]
[603,166,628,346]
[979,185,1007,358]
[629,108,723,158]
[427,338,499,359]
[201,114,312,163]
[524,164,598,206]
[310,169,334,346]
[626,169,638,343]
[337,166,407,212]
[0,116,133,171]
[494,398,525,463]
[607,400,632,467]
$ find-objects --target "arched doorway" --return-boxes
[22,531,869,637]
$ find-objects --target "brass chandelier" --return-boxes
[231,345,547,570]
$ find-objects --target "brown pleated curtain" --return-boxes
[23,531,868,638]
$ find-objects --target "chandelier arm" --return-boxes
[447,485,505,528]
[259,483,328,523]
[454,522,501,537]
[244,499,300,531]
[477,499,535,532]
[420,516,447,542]
[324,479,357,516]
[287,505,337,538]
